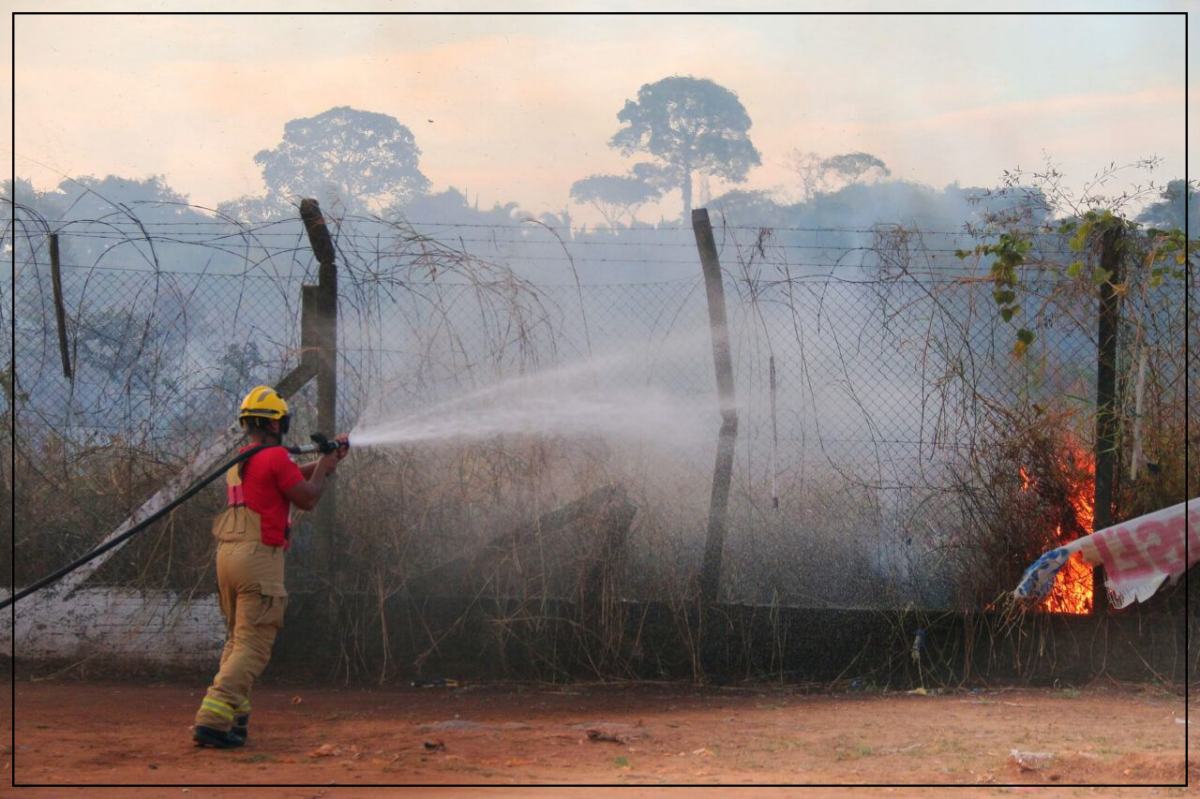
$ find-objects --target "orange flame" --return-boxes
[1019,442,1095,615]
[1041,525,1093,614]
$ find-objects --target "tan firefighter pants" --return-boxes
[194,542,287,730]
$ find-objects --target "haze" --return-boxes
[7,8,1189,225]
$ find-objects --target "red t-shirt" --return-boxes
[239,445,305,548]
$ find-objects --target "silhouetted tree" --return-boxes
[706,189,790,228]
[215,194,288,224]
[569,174,662,228]
[254,106,431,215]
[1137,179,1198,232]
[10,174,224,272]
[790,151,891,201]
[609,76,760,219]
[19,174,192,223]
[823,153,890,185]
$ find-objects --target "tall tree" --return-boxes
[1136,179,1198,232]
[254,106,431,215]
[569,174,662,229]
[609,76,761,219]
[790,151,890,201]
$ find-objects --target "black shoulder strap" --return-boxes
[238,443,282,478]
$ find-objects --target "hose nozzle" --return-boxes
[287,432,348,455]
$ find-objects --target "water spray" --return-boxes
[7,341,713,612]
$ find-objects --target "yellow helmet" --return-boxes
[238,385,290,434]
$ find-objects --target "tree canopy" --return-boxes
[791,151,891,201]
[609,76,760,219]
[254,106,431,216]
[1136,179,1198,232]
[569,174,662,228]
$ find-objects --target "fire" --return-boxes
[1041,524,1093,614]
[1019,441,1095,615]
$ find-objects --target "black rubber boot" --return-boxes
[193,725,245,749]
[233,714,249,741]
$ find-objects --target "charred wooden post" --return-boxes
[414,484,635,599]
[408,484,636,671]
[578,487,638,667]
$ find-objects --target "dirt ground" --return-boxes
[2,678,1194,798]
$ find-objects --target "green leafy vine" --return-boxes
[959,209,1193,358]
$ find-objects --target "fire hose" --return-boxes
[1,434,346,611]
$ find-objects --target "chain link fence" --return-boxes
[4,204,1193,674]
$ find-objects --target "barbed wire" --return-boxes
[38,215,1073,238]
[6,213,1105,471]
[42,224,1072,248]
[6,203,1190,611]
[45,258,1035,277]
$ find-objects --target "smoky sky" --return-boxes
[8,9,1189,226]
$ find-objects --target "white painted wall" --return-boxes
[2,588,224,666]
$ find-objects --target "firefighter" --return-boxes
[193,385,347,748]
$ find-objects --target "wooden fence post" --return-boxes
[692,208,738,607]
[300,199,339,586]
[1091,224,1124,616]
[48,233,72,379]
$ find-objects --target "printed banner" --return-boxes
[1014,499,1198,609]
